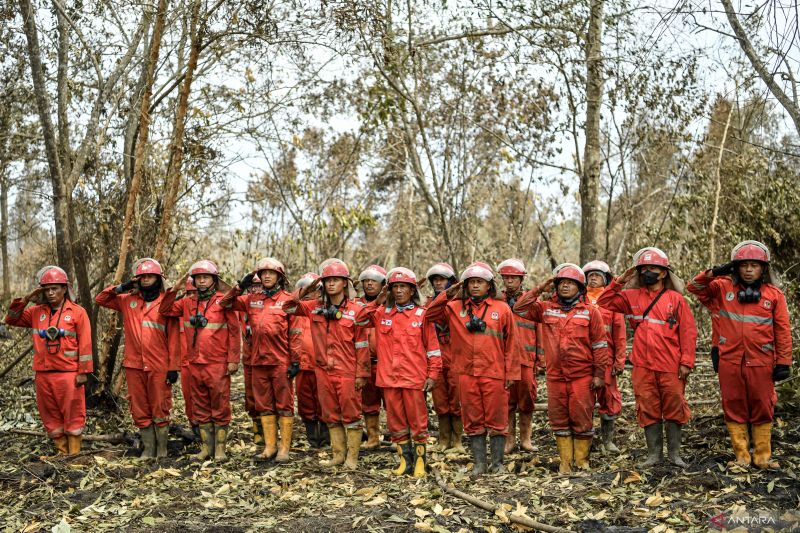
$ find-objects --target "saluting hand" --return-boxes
[617,267,637,285]
[23,288,43,303]
[444,281,463,298]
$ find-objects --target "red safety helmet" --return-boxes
[497,258,526,277]
[190,259,219,277]
[582,260,611,275]
[255,257,286,277]
[425,262,456,281]
[634,247,670,269]
[295,272,320,290]
[359,264,387,283]
[320,261,351,280]
[460,262,494,282]
[731,240,770,263]
[553,263,586,286]
[386,267,417,286]
[133,258,164,277]
[318,257,346,275]
[38,266,69,286]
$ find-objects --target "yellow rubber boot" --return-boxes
[192,423,215,460]
[449,417,466,453]
[573,437,591,470]
[344,427,362,470]
[436,415,452,451]
[67,435,82,456]
[726,422,751,466]
[252,418,264,445]
[362,414,381,450]
[752,423,778,469]
[53,436,68,456]
[322,425,346,467]
[214,425,228,461]
[555,435,573,474]
[275,416,294,463]
[392,441,413,476]
[259,415,278,460]
[413,443,427,478]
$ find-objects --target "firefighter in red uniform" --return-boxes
[238,274,263,446]
[285,260,371,469]
[426,262,520,475]
[582,260,628,453]
[5,266,92,455]
[362,268,442,478]
[291,272,329,448]
[159,260,240,461]
[688,241,792,469]
[497,258,538,454]
[514,264,609,473]
[178,278,198,434]
[221,257,300,463]
[598,247,697,468]
[425,262,465,453]
[95,258,180,459]
[357,264,386,449]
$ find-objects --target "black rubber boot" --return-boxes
[318,421,330,447]
[637,422,663,468]
[470,434,488,476]
[303,419,319,448]
[601,416,620,453]
[489,435,506,474]
[666,421,687,468]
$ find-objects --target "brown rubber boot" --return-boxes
[344,427,362,470]
[53,436,69,456]
[155,424,169,458]
[362,414,381,450]
[321,425,346,467]
[214,425,228,461]
[726,422,751,466]
[573,437,591,470]
[192,423,215,461]
[67,434,82,456]
[449,417,466,453]
[140,425,156,459]
[505,412,517,454]
[555,435,573,474]
[259,415,278,460]
[275,416,294,463]
[252,418,264,445]
[436,414,452,451]
[752,423,778,469]
[518,412,535,452]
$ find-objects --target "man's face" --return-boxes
[193,274,215,290]
[738,261,764,283]
[586,271,606,289]
[324,277,347,297]
[501,275,523,293]
[259,269,280,290]
[467,278,490,298]
[362,279,382,297]
[391,283,413,305]
[557,279,580,299]
[138,274,159,288]
[430,275,449,293]
[42,284,66,307]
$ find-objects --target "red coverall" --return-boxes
[176,294,196,424]
[240,312,257,418]
[290,314,322,421]
[222,289,299,417]
[426,296,460,418]
[159,291,240,425]
[585,286,627,418]
[514,293,610,438]
[363,303,442,442]
[284,294,371,428]
[425,293,520,436]
[357,297,383,416]
[499,290,537,415]
[598,280,697,427]
[688,272,792,424]
[6,299,93,437]
[96,287,180,428]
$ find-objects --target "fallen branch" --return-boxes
[8,428,133,444]
[431,467,572,532]
[0,346,33,380]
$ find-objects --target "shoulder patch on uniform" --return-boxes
[726,291,734,301]
[763,300,772,309]
[129,300,137,308]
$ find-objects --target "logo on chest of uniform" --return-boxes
[63,315,72,323]
[381,319,393,326]
[411,321,421,328]
[763,300,772,310]
[250,300,265,308]
[130,300,138,309]
[491,312,499,320]
[39,313,47,322]
[726,291,735,302]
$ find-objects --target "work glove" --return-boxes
[166,370,179,384]
[287,362,300,380]
[711,262,735,277]
[710,347,719,373]
[115,279,136,293]
[238,272,256,291]
[773,364,791,382]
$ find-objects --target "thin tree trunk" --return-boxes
[154,0,202,261]
[0,172,9,302]
[708,101,734,263]
[578,0,604,265]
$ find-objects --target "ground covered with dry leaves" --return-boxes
[1,361,799,532]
